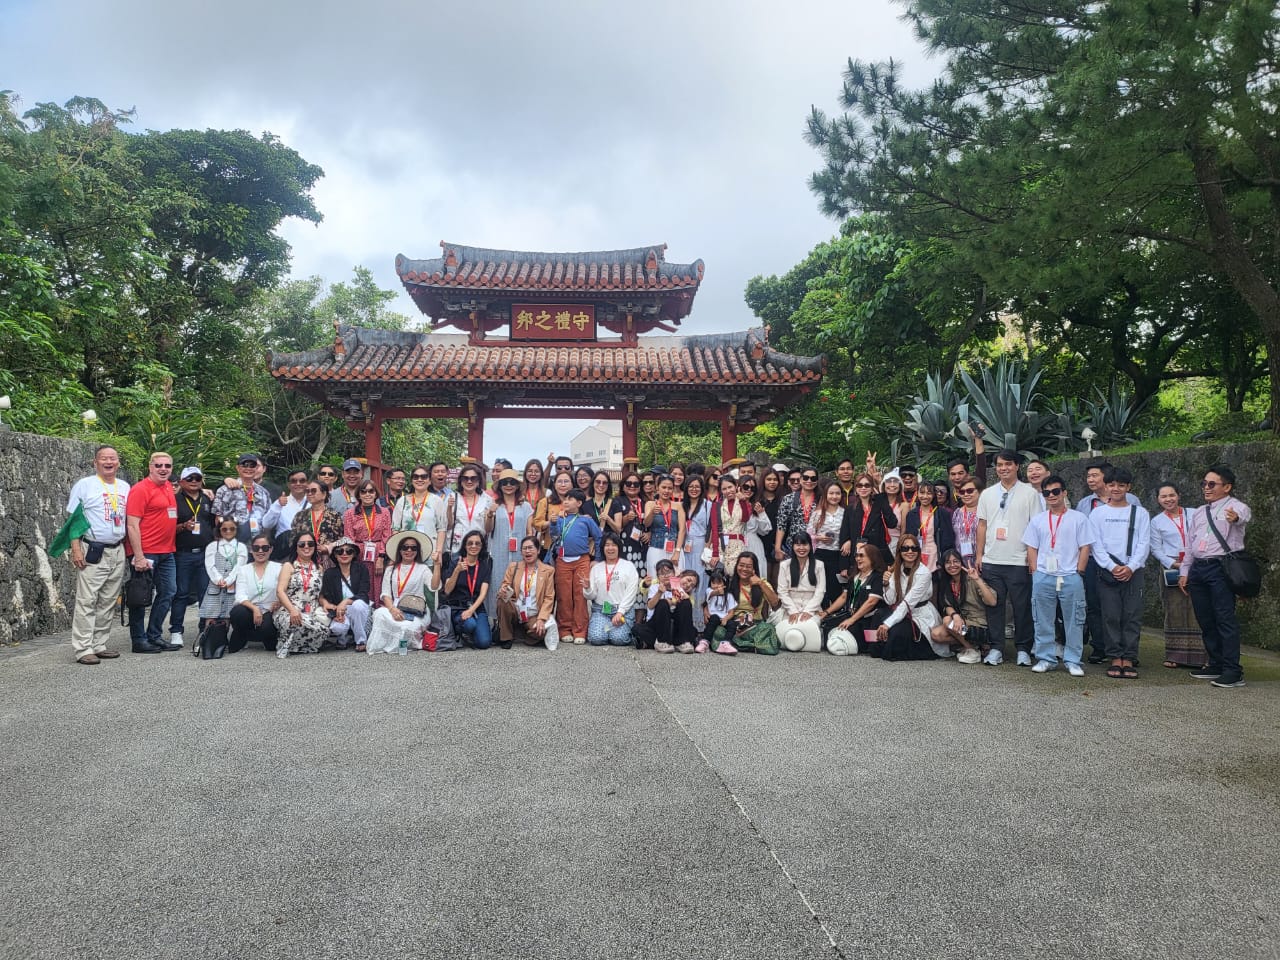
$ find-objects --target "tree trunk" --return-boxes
[1188,140,1280,432]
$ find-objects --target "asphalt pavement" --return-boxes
[2,626,1278,960]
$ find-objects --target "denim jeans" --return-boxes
[169,549,209,638]
[128,552,176,646]
[1031,571,1085,665]
[453,609,493,649]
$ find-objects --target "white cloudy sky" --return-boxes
[3,0,932,464]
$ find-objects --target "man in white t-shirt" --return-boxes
[974,449,1044,666]
[65,446,132,664]
[1022,475,1093,676]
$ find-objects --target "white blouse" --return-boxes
[234,561,282,611]
[881,564,940,634]
[583,558,640,616]
[1149,509,1190,569]
[776,558,826,616]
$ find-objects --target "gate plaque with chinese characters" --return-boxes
[510,304,597,341]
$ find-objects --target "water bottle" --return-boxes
[276,644,289,659]
[398,635,409,657]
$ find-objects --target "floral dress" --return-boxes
[718,497,750,570]
[272,561,329,654]
[343,505,393,586]
[291,508,344,567]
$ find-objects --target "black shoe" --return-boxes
[1086,652,1109,665]
[131,642,164,654]
[498,640,513,650]
[1210,674,1245,688]
[156,641,182,652]
[1190,667,1222,680]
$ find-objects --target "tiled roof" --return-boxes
[395,243,705,293]
[271,327,823,388]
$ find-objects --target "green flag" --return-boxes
[49,502,90,558]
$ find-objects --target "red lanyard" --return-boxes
[311,508,323,542]
[919,506,936,545]
[961,508,977,539]
[245,486,255,512]
[1168,509,1185,547]
[299,561,313,592]
[410,495,427,524]
[951,580,961,601]
[858,502,872,539]
[362,507,375,537]
[462,494,478,525]
[1048,510,1063,549]
[660,504,672,533]
[395,561,416,596]
[465,562,479,596]
[506,503,517,533]
[521,564,534,599]
[800,494,815,524]
[527,487,541,508]
[604,562,616,592]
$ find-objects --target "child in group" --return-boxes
[701,568,735,654]
[634,559,697,652]
[677,570,706,653]
[200,518,248,626]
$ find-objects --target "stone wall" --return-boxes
[0,430,106,644]
[1049,441,1280,651]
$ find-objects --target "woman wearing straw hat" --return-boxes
[485,469,532,624]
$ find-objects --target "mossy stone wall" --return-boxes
[1049,441,1279,651]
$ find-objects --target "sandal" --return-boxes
[1106,664,1125,679]
[1121,665,1139,679]
[1163,660,1179,669]
[355,642,366,652]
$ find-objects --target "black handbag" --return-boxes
[124,567,155,607]
[1205,507,1263,599]
[197,620,229,660]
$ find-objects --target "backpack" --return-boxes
[197,620,229,660]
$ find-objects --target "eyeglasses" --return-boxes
[959,487,977,495]
[251,544,272,552]
[289,477,307,484]
[296,541,316,548]
[1201,480,1220,488]
[1043,487,1065,497]
[461,476,479,484]
[788,478,801,486]
[999,492,1009,510]
[642,479,655,485]
[307,488,323,496]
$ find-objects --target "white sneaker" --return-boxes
[1065,662,1085,677]
[957,648,982,665]
[983,649,1003,666]
[654,641,675,654]
[169,631,184,648]
[1031,660,1056,673]
[1016,650,1033,667]
[573,635,586,645]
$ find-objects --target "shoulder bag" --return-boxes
[1204,506,1262,598]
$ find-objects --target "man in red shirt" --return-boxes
[126,452,180,653]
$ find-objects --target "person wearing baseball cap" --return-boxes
[213,454,272,545]
[170,466,215,648]
[331,459,365,513]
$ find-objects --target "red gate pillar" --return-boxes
[622,410,638,463]
[720,416,738,463]
[467,411,484,462]
[363,414,383,488]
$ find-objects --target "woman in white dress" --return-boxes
[872,533,949,660]
[770,531,826,652]
[366,531,441,654]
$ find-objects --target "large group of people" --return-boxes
[62,443,1254,688]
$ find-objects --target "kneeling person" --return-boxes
[497,536,557,648]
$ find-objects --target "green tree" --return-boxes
[805,0,1280,426]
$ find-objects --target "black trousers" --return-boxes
[635,599,695,648]
[228,604,279,652]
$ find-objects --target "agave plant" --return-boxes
[1081,382,1149,448]
[958,357,1053,458]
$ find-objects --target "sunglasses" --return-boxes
[289,477,307,484]
[400,544,420,552]
[899,545,920,553]
[307,488,323,495]
[251,544,272,552]
[461,476,479,483]
[1201,480,1220,488]
[999,492,1010,510]
[788,478,801,485]
[855,482,872,489]
[801,475,818,482]
[500,479,518,486]
[623,481,640,487]
[333,547,356,556]
[412,473,429,480]
[959,487,977,495]
[318,471,336,477]
[1043,487,1065,497]
[296,541,316,548]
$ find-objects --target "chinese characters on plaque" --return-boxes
[510,304,597,341]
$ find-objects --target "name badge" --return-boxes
[508,537,518,552]
[602,601,616,615]
[519,609,529,623]
[663,539,675,553]
[364,541,377,562]
[995,527,1008,541]
[167,507,178,519]
[113,514,123,526]
[190,522,200,536]
[1046,555,1059,573]
[249,518,260,533]
[960,546,974,560]
[630,527,643,541]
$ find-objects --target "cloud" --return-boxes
[4,0,932,464]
